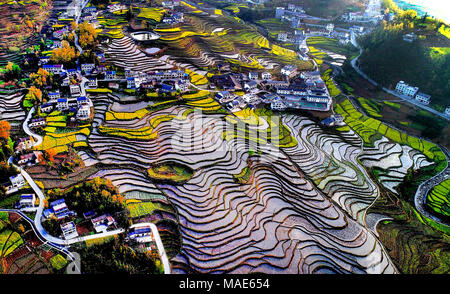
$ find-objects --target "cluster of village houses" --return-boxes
[274,2,379,51]
[4,172,154,243]
[395,80,432,105]
[2,172,119,240]
[211,65,333,114]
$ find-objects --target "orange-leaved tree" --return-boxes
[0,121,11,140]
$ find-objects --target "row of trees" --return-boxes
[50,40,77,65]
[0,121,15,198]
[78,236,161,274]
[0,62,22,82]
[77,22,98,49]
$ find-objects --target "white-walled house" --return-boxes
[415,92,431,105]
[445,107,450,116]
[395,81,419,97]
[261,72,272,80]
[281,65,297,77]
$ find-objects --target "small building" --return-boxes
[48,90,61,101]
[81,63,95,73]
[215,91,235,103]
[105,71,116,80]
[66,68,78,78]
[56,98,69,110]
[275,7,285,19]
[445,107,450,116]
[38,56,50,66]
[281,65,297,78]
[175,80,189,92]
[271,97,286,111]
[62,75,70,87]
[248,72,259,80]
[40,103,54,113]
[126,77,136,89]
[76,104,90,120]
[42,64,63,75]
[61,221,79,240]
[9,174,26,189]
[242,93,260,104]
[261,72,272,80]
[87,77,97,88]
[128,224,154,243]
[124,68,133,78]
[76,96,88,107]
[291,17,301,29]
[244,81,258,91]
[108,82,119,90]
[18,153,36,165]
[160,83,175,93]
[260,93,279,104]
[91,214,116,233]
[17,194,36,209]
[321,116,336,127]
[97,65,107,73]
[403,32,417,43]
[50,199,75,220]
[277,32,288,42]
[69,84,81,97]
[415,92,431,105]
[29,118,46,128]
[334,114,344,124]
[326,23,334,33]
[83,210,97,220]
[395,81,418,97]
[16,137,35,152]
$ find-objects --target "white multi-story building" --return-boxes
[127,77,136,89]
[175,80,189,92]
[57,98,69,110]
[248,72,259,80]
[42,64,63,75]
[105,71,116,80]
[277,32,288,42]
[395,81,419,97]
[87,77,97,88]
[275,7,285,19]
[281,65,297,78]
[326,23,334,33]
[415,92,431,105]
[9,174,26,188]
[70,84,81,97]
[48,90,61,101]
[77,104,90,120]
[271,98,286,110]
[261,72,272,80]
[81,63,95,73]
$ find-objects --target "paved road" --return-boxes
[414,159,450,227]
[130,223,171,274]
[0,207,80,272]
[23,107,43,148]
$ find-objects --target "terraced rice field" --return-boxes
[426,179,450,218]
[102,36,173,72]
[81,92,403,274]
[336,99,447,173]
[0,229,23,258]
[153,11,312,71]
[0,91,26,122]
